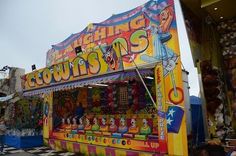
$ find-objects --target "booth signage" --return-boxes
[24,44,123,90]
[23,0,189,155]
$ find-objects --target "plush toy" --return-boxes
[64,97,74,115]
[215,112,224,127]
[118,116,128,133]
[92,117,100,131]
[216,129,225,140]
[207,98,222,115]
[215,104,223,113]
[92,88,101,107]
[208,119,214,127]
[109,117,117,132]
[76,88,88,108]
[107,86,114,107]
[132,82,139,112]
[112,84,118,108]
[100,116,108,132]
[140,118,151,135]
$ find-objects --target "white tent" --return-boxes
[0,94,14,102]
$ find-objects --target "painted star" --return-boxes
[167,117,173,125]
[168,109,175,117]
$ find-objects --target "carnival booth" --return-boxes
[22,0,188,155]
[0,94,43,148]
[181,0,236,149]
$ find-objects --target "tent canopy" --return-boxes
[0,94,14,102]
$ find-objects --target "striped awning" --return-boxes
[23,69,153,96]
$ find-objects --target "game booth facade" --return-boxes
[22,0,188,155]
[0,94,43,148]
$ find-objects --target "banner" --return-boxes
[46,0,177,70]
[23,44,123,90]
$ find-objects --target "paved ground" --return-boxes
[4,152,36,156]
[2,145,78,156]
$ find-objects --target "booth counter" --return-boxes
[4,135,43,149]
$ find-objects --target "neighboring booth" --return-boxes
[190,96,205,146]
[22,0,189,155]
[181,0,236,146]
[0,94,43,149]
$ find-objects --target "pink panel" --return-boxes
[61,140,67,150]
[126,151,139,156]
[73,143,80,153]
[49,139,55,149]
[152,154,165,156]
[105,147,116,156]
[88,145,97,155]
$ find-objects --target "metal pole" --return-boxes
[135,68,158,109]
[118,42,158,109]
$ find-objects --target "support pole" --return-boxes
[118,42,157,109]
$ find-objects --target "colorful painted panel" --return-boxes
[39,0,188,155]
[46,0,177,71]
[23,43,123,91]
[51,132,159,153]
[49,139,164,156]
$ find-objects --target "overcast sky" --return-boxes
[0,0,199,95]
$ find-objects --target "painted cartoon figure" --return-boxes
[71,117,78,130]
[159,4,174,33]
[128,118,139,134]
[92,117,100,131]
[100,116,108,132]
[140,2,178,76]
[78,117,84,130]
[141,2,184,103]
[118,117,128,133]
[109,117,117,132]
[84,117,92,130]
[100,44,120,71]
[140,118,151,135]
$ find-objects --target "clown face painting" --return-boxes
[100,117,108,132]
[78,117,84,130]
[128,118,139,134]
[101,44,119,71]
[109,117,117,132]
[140,118,151,135]
[118,117,128,133]
[92,117,100,131]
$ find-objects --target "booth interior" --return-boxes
[51,69,160,152]
[0,94,43,148]
[181,0,236,149]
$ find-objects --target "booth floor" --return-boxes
[2,145,78,156]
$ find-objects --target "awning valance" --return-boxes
[23,69,153,96]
